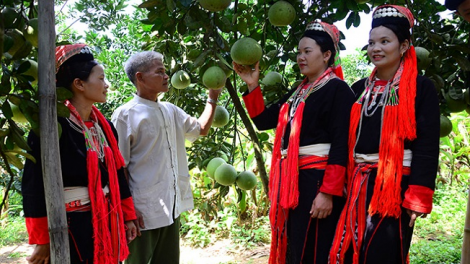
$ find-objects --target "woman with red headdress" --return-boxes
[329,5,440,264]
[22,44,137,263]
[233,21,355,264]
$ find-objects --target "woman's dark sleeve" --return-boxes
[320,80,356,196]
[402,77,440,214]
[242,85,295,130]
[22,130,50,244]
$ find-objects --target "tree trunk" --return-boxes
[225,79,269,196]
[462,186,470,264]
[38,1,70,263]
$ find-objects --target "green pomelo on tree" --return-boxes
[268,1,296,26]
[445,93,467,113]
[415,47,431,70]
[5,29,25,57]
[440,115,452,138]
[23,18,38,48]
[171,70,191,89]
[21,59,38,85]
[262,71,283,86]
[203,66,226,89]
[212,105,229,128]
[230,37,262,66]
[199,0,231,12]
[236,171,257,190]
[2,7,18,29]
[206,157,226,179]
[214,163,238,186]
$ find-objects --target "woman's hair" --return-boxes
[124,51,164,85]
[56,59,98,89]
[302,32,336,66]
[375,23,411,44]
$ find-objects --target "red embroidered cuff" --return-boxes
[121,197,137,221]
[402,185,434,214]
[319,164,346,197]
[26,217,50,245]
[242,86,265,118]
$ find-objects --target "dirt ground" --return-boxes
[0,239,269,264]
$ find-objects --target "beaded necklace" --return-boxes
[67,106,109,162]
[288,68,336,119]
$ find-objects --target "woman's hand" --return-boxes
[406,209,427,227]
[125,220,137,243]
[26,243,50,264]
[232,61,260,92]
[310,192,333,219]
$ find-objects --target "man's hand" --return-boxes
[310,192,333,219]
[125,220,137,242]
[26,243,50,264]
[134,209,145,236]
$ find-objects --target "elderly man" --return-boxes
[112,51,222,264]
[445,0,470,22]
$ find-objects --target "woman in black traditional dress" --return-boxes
[22,44,137,264]
[233,21,355,264]
[329,5,440,264]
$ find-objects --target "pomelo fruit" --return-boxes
[199,0,231,12]
[171,70,191,89]
[445,93,467,113]
[207,157,226,179]
[230,37,262,66]
[262,71,283,86]
[268,1,296,26]
[2,7,18,29]
[415,47,431,70]
[5,29,25,57]
[212,105,229,128]
[203,66,226,89]
[236,171,257,190]
[21,59,38,85]
[214,163,238,186]
[440,115,452,138]
[23,18,38,48]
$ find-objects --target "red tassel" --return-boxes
[334,65,344,81]
[87,150,112,263]
[281,101,305,209]
[93,105,125,169]
[104,147,129,261]
[398,46,417,141]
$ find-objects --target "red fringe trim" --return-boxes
[281,101,305,209]
[334,65,344,81]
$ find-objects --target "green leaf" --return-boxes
[193,50,210,68]
[238,190,247,213]
[138,0,160,8]
[2,101,13,119]
[57,87,74,101]
[216,53,231,69]
[4,152,24,170]
[57,103,71,118]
